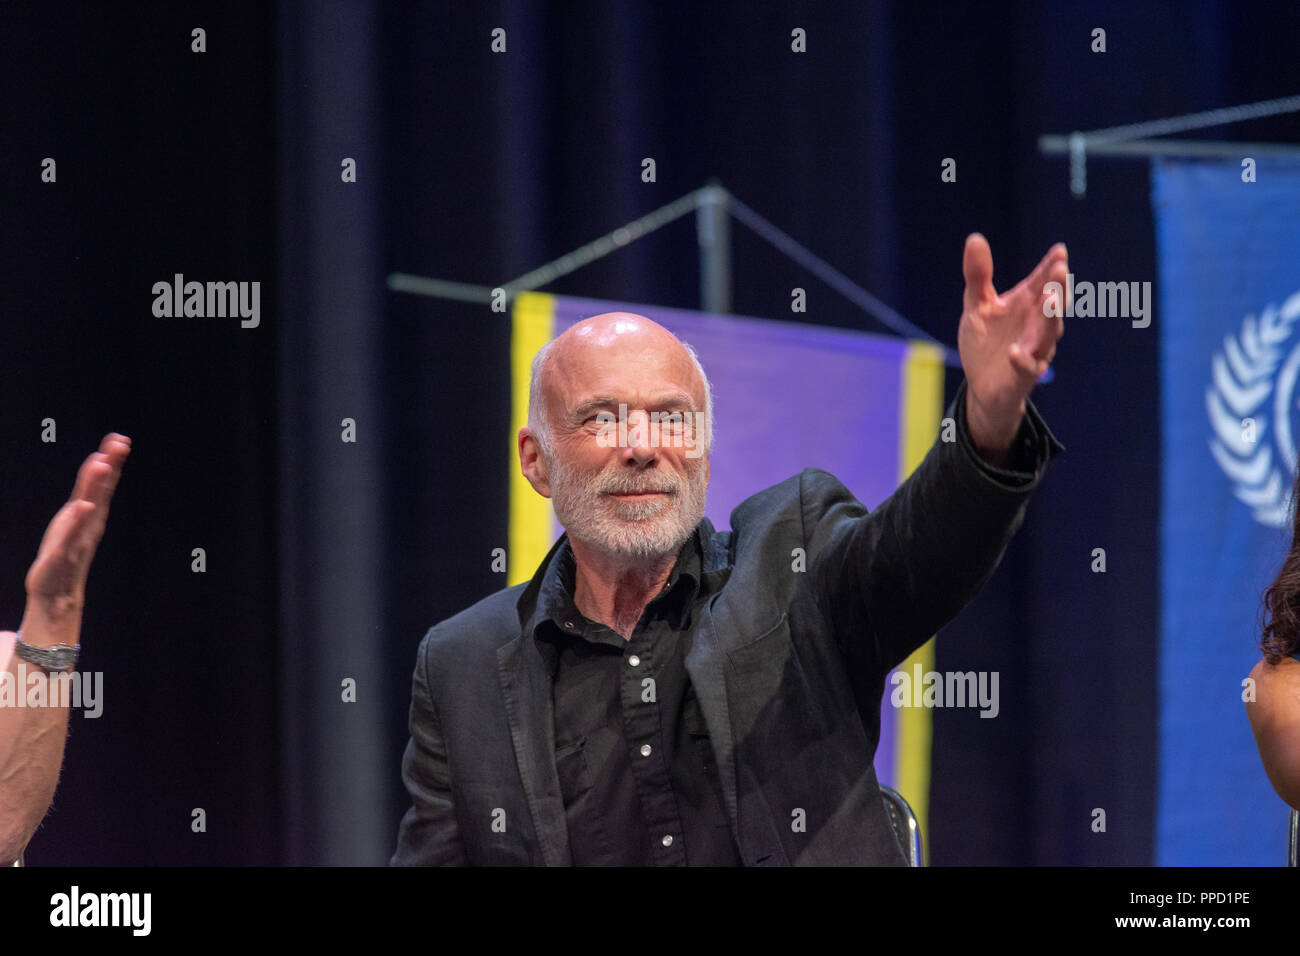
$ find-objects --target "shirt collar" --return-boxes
[526,526,705,642]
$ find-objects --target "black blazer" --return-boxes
[391,381,1062,865]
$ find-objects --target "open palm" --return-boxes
[21,433,130,639]
[957,234,1067,449]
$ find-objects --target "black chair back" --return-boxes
[879,784,922,866]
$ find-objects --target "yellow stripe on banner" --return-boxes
[893,340,946,866]
[508,293,558,587]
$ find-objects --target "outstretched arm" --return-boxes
[809,237,1067,670]
[0,433,130,864]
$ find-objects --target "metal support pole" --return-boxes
[696,183,731,314]
[1037,93,1300,197]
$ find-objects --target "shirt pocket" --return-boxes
[554,736,593,804]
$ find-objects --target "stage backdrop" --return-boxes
[509,291,944,854]
[1155,157,1300,865]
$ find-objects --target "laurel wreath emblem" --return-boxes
[1207,291,1300,527]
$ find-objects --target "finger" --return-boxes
[33,499,98,562]
[1028,257,1069,357]
[72,436,131,541]
[26,500,101,598]
[1030,295,1061,355]
[64,500,109,572]
[1045,251,1069,304]
[1021,323,1059,368]
[70,435,130,507]
[49,456,120,564]
[1015,241,1069,305]
[70,458,118,513]
[1009,342,1041,381]
[1038,300,1066,357]
[962,233,996,310]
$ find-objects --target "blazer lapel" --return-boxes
[684,609,740,839]
[685,525,743,845]
[497,634,572,866]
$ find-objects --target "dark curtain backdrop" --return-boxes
[4,0,1297,865]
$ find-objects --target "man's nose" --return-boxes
[622,409,658,463]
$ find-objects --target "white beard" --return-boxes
[547,452,709,561]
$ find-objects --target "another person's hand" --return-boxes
[16,433,131,650]
[0,433,130,864]
[958,234,1067,464]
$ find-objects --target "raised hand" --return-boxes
[20,433,131,647]
[0,433,130,864]
[957,234,1067,462]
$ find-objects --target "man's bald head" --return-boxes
[527,312,713,458]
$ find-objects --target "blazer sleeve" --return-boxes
[390,629,469,866]
[804,377,1064,675]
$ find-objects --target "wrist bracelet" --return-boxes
[12,629,80,674]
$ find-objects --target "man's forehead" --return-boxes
[546,315,702,401]
[555,373,701,418]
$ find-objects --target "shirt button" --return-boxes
[564,621,574,629]
[661,834,673,847]
[629,655,641,667]
[640,744,652,757]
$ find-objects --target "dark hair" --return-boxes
[1261,471,1300,664]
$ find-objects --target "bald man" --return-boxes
[392,235,1066,866]
[1,434,130,865]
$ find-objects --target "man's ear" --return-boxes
[519,427,552,499]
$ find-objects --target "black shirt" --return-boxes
[532,529,742,866]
